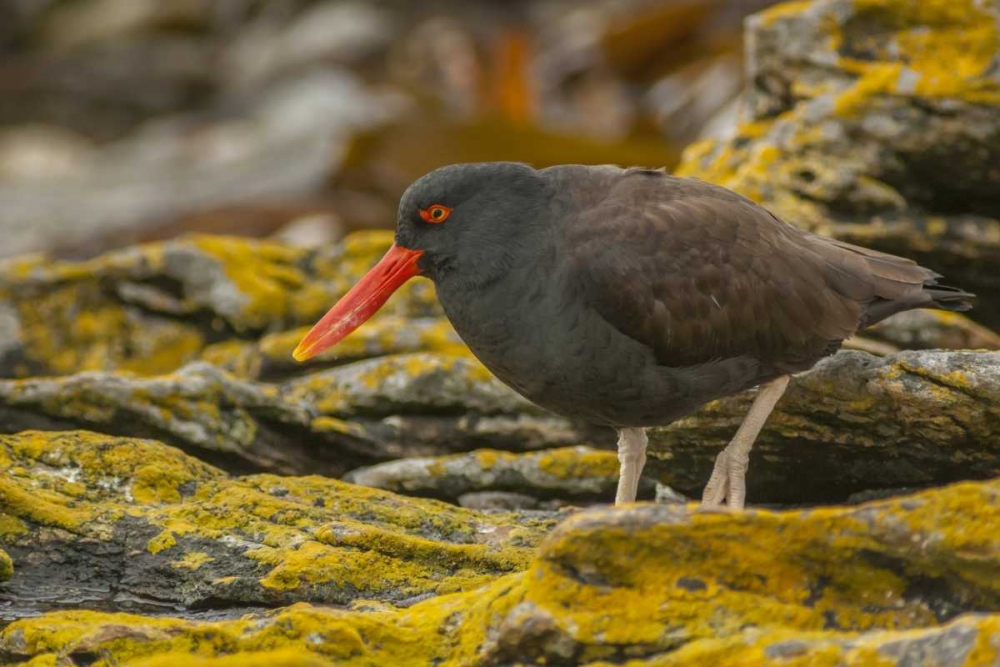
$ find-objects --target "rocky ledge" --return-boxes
[0,431,555,617]
[1,348,996,505]
[650,349,1000,503]
[3,445,1000,664]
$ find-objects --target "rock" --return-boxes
[0,549,10,582]
[0,356,587,476]
[654,483,688,505]
[867,310,1000,352]
[648,350,1000,504]
[676,0,1000,328]
[0,231,441,379]
[0,430,555,619]
[345,446,655,504]
[2,346,997,500]
[201,315,466,381]
[457,491,545,511]
[5,478,1000,665]
[667,616,1000,666]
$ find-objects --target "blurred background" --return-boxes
[0,0,778,260]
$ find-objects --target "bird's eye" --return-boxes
[419,204,451,224]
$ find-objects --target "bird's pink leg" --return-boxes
[615,427,648,505]
[701,375,790,510]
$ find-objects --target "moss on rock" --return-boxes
[0,430,555,614]
[5,479,1000,665]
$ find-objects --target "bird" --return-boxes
[293,162,974,509]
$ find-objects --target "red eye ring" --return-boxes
[419,204,451,224]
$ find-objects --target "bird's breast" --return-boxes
[434,271,688,426]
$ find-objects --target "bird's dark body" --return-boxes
[398,163,973,428]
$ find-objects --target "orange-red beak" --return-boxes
[293,243,424,362]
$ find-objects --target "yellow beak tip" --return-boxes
[292,345,313,363]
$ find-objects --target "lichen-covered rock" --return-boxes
[5,479,1000,665]
[2,348,998,499]
[0,355,587,475]
[200,315,468,381]
[0,548,11,582]
[0,430,555,617]
[677,0,1000,327]
[0,231,442,379]
[642,615,1000,666]
[648,349,1000,504]
[345,446,656,505]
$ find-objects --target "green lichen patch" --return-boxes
[0,430,555,613]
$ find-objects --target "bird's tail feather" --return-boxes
[814,236,975,327]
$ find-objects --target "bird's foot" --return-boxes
[700,447,749,510]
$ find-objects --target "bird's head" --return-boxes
[293,162,547,361]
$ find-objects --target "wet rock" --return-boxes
[0,430,555,619]
[648,349,1000,504]
[345,446,655,505]
[677,0,1000,328]
[6,479,1000,665]
[0,355,586,476]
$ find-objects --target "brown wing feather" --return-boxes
[565,171,956,374]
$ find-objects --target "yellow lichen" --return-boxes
[1,431,552,608]
[847,0,1000,102]
[171,552,214,571]
[0,513,29,538]
[147,530,178,555]
[131,648,335,667]
[190,235,330,332]
[0,230,446,379]
[536,447,619,480]
[7,479,1000,666]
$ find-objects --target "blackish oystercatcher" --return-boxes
[294,163,974,509]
